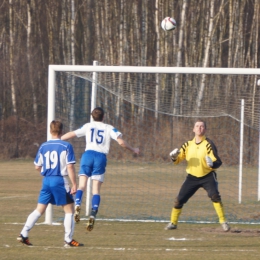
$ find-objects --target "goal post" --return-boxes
[46,64,260,224]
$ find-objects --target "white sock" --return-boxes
[21,210,41,237]
[64,213,74,243]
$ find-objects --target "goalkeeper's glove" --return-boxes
[169,148,180,161]
[205,156,213,167]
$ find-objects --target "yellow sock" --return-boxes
[213,202,226,223]
[170,208,182,225]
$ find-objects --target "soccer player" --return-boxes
[17,120,83,247]
[61,107,140,231]
[165,119,230,232]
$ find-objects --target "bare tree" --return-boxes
[26,0,37,124]
[9,0,17,116]
[232,0,246,67]
[69,0,76,130]
[195,0,214,113]
[116,0,125,119]
[155,0,159,118]
[173,0,187,115]
[105,0,114,65]
[249,0,259,126]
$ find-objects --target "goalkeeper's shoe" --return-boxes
[17,234,32,246]
[164,223,177,230]
[86,216,95,232]
[221,222,230,232]
[64,239,84,248]
[74,205,81,223]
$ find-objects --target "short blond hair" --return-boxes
[50,120,63,135]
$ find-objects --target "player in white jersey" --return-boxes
[17,120,83,247]
[61,107,139,231]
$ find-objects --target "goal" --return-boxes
[46,63,260,224]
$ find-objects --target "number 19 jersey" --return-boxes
[74,121,122,154]
[34,139,76,176]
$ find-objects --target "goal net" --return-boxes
[48,64,260,224]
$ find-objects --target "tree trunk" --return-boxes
[9,0,17,116]
[155,0,159,118]
[9,0,18,157]
[173,0,187,115]
[250,0,259,126]
[195,0,214,113]
[105,0,114,65]
[116,0,125,120]
[69,0,75,130]
[26,0,37,124]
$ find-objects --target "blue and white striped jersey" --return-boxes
[34,139,76,176]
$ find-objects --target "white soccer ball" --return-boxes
[161,17,177,31]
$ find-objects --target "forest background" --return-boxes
[0,0,259,159]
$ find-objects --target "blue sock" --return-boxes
[92,194,101,211]
[75,190,83,206]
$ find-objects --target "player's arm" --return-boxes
[34,150,43,172]
[206,152,222,169]
[170,143,187,164]
[116,136,140,154]
[61,131,76,141]
[67,163,77,194]
[205,138,222,169]
[35,165,42,172]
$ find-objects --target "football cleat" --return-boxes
[164,223,177,230]
[17,234,32,246]
[221,222,230,232]
[86,216,95,231]
[64,239,84,247]
[74,205,81,223]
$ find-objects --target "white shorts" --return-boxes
[79,173,105,183]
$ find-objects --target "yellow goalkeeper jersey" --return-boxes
[173,135,222,177]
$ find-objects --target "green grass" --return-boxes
[1,160,260,259]
[2,221,260,260]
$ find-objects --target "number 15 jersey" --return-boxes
[74,121,122,154]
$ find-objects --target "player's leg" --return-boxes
[17,179,52,246]
[86,179,103,231]
[17,203,47,246]
[74,175,88,223]
[86,152,106,231]
[51,177,83,247]
[165,175,199,230]
[74,151,92,223]
[202,171,230,232]
[63,203,83,247]
[91,179,102,216]
[75,175,89,205]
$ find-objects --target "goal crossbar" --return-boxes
[49,65,260,75]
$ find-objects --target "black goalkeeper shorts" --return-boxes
[176,171,220,205]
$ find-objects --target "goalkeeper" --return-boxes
[165,119,230,232]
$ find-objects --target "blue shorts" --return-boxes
[79,150,107,177]
[38,176,74,206]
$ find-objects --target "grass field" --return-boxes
[1,160,260,259]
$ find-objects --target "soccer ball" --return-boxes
[161,17,177,31]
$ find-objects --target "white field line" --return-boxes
[7,219,260,225]
[79,218,260,225]
[167,237,203,241]
[0,195,31,199]
[3,244,258,252]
